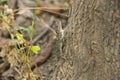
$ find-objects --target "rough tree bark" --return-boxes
[50,0,120,80]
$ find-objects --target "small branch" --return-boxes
[14,7,68,12]
[32,17,55,44]
[14,7,68,18]
[32,29,48,44]
[42,9,68,18]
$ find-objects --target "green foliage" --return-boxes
[28,21,34,41]
[28,21,40,54]
[16,33,24,41]
[0,0,7,4]
[16,21,34,41]
[31,46,41,54]
[0,5,41,79]
[16,26,28,31]
[16,22,41,54]
[0,12,7,20]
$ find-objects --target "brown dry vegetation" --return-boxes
[0,0,71,80]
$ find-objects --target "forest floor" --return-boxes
[0,0,71,80]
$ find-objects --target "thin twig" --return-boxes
[42,9,68,18]
[32,17,55,44]
[14,7,68,13]
[40,19,56,35]
[13,7,68,18]
[32,29,48,44]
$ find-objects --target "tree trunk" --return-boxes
[50,0,120,80]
